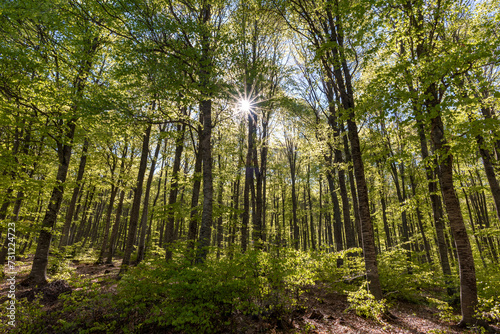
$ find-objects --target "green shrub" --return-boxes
[378,247,443,302]
[476,297,500,325]
[314,248,366,292]
[426,297,461,323]
[114,248,316,333]
[345,281,387,322]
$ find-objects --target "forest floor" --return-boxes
[1,256,498,334]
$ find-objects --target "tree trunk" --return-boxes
[196,97,214,262]
[409,173,432,264]
[416,115,455,295]
[242,112,255,252]
[137,130,162,264]
[307,162,316,250]
[326,171,343,258]
[96,184,118,264]
[430,111,478,326]
[343,132,362,247]
[105,189,125,264]
[24,120,76,286]
[187,138,202,255]
[119,123,151,275]
[60,138,89,249]
[216,171,224,259]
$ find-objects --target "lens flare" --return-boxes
[240,99,251,112]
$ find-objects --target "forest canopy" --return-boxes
[1,0,500,332]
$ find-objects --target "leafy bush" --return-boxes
[476,297,500,325]
[113,248,316,333]
[313,248,366,292]
[378,247,443,302]
[426,297,461,323]
[345,281,387,322]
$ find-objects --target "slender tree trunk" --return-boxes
[105,189,125,264]
[119,123,151,275]
[289,153,299,250]
[430,110,478,326]
[164,122,185,261]
[96,184,118,264]
[136,131,162,264]
[327,170,343,262]
[389,161,412,273]
[196,97,214,262]
[242,112,255,252]
[60,138,89,249]
[307,163,316,250]
[24,120,76,286]
[343,132,362,247]
[409,173,432,263]
[476,135,500,224]
[377,162,393,250]
[187,138,202,254]
[216,171,224,259]
[318,175,323,248]
[416,115,455,295]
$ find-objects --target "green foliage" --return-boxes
[378,247,445,302]
[115,249,316,333]
[476,266,500,302]
[476,297,500,325]
[0,293,45,333]
[47,255,75,280]
[426,297,461,323]
[313,248,366,292]
[345,281,387,322]
[11,249,316,334]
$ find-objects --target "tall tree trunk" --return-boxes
[186,135,202,254]
[119,123,151,275]
[164,122,185,260]
[24,120,77,286]
[196,97,214,262]
[416,115,455,295]
[105,189,125,264]
[345,115,383,299]
[389,160,412,273]
[409,173,432,264]
[242,112,256,252]
[430,110,478,326]
[343,132,362,247]
[307,162,316,250]
[96,184,118,264]
[194,1,214,263]
[476,134,500,224]
[60,138,89,249]
[285,136,300,250]
[137,129,163,264]
[216,170,224,259]
[318,175,323,248]
[326,171,343,258]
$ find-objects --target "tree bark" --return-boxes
[136,128,163,264]
[60,138,89,249]
[430,111,477,325]
[165,123,185,260]
[119,123,151,275]
[24,120,76,286]
[187,137,202,255]
[196,97,214,262]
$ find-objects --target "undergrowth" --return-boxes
[3,246,500,333]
